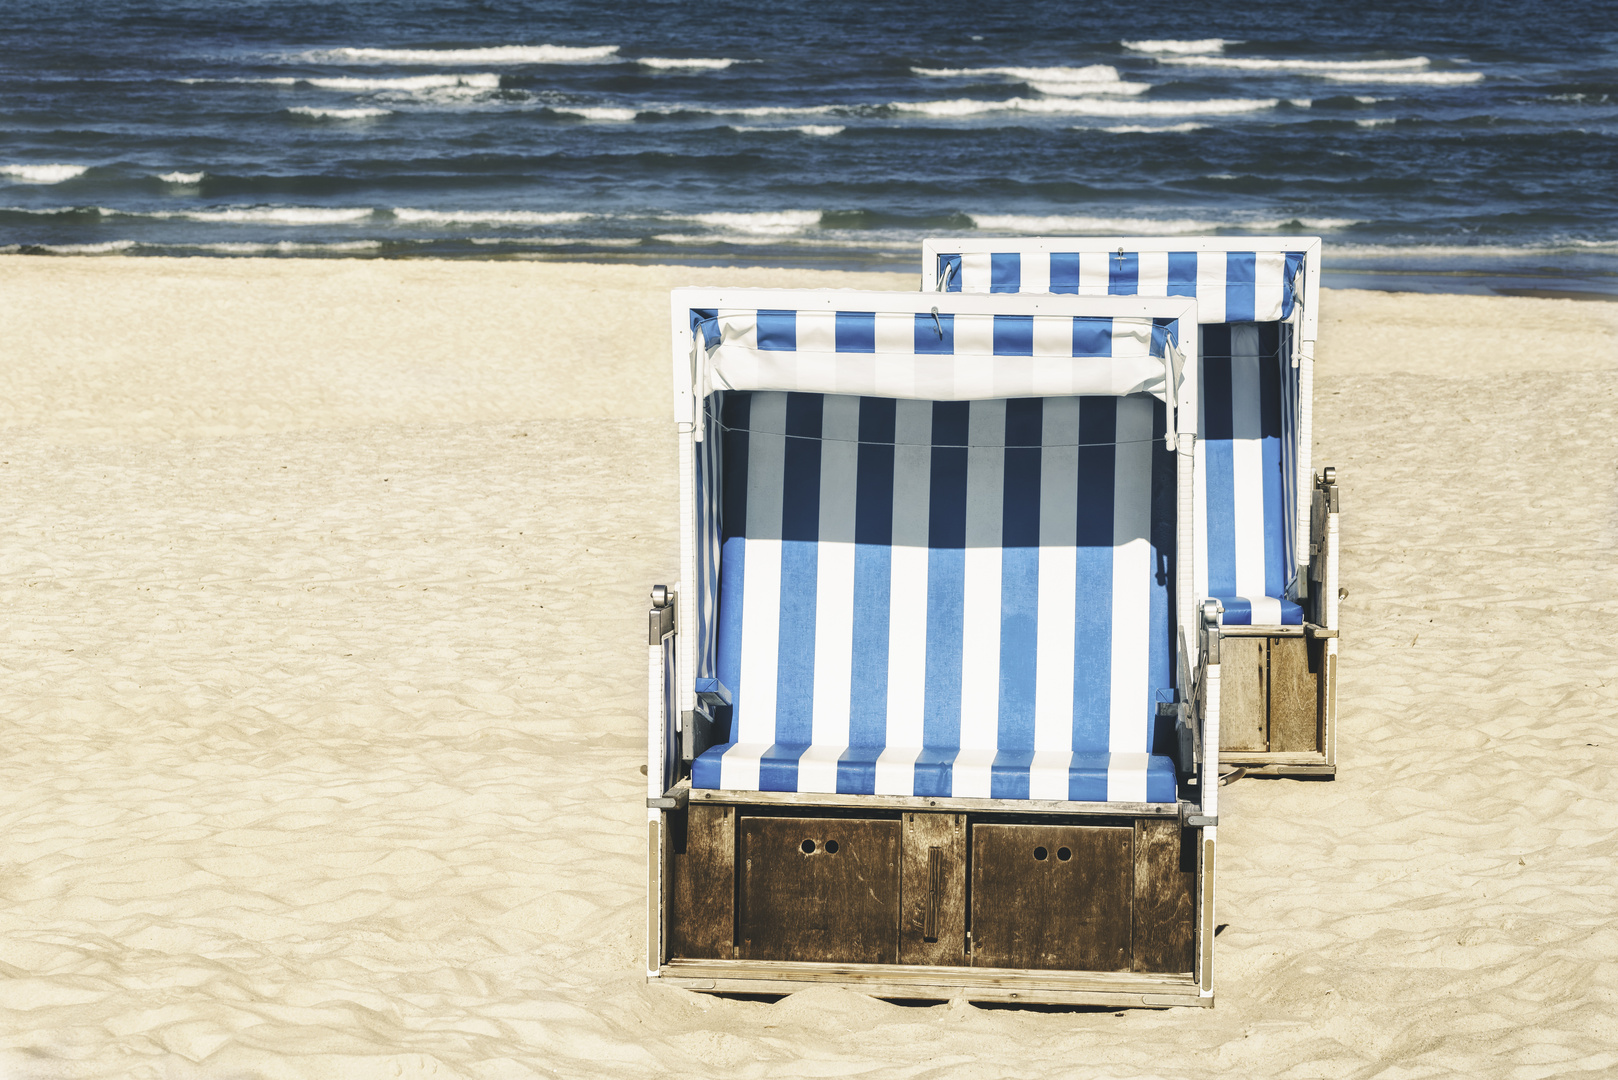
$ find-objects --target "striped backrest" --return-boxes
[934,248,1306,324]
[713,390,1176,778]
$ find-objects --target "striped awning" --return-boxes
[934,249,1307,324]
[689,307,1182,406]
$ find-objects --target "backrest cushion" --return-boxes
[714,391,1175,761]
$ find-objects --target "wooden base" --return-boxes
[658,958,1210,1008]
[1216,632,1336,773]
[658,802,1208,1008]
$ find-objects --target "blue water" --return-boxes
[3,0,1616,294]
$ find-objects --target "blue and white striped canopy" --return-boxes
[933,249,1306,324]
[690,390,1179,804]
[690,307,1182,405]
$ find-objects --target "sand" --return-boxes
[1,256,1615,1079]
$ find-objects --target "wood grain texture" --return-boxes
[1269,635,1322,752]
[667,804,735,960]
[739,816,901,964]
[970,823,1133,972]
[900,813,967,966]
[1218,636,1269,751]
[1131,819,1197,974]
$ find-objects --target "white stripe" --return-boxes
[954,312,993,354]
[885,400,932,751]
[1193,335,1210,605]
[1080,252,1110,295]
[959,399,1006,751]
[798,309,836,352]
[1196,252,1228,323]
[718,743,766,791]
[1105,751,1150,802]
[807,395,860,788]
[736,392,786,745]
[1229,325,1267,601]
[874,311,913,353]
[951,747,997,798]
[794,744,844,794]
[1109,397,1153,755]
[961,252,993,293]
[1028,750,1073,800]
[1030,315,1071,356]
[874,746,922,796]
[1255,252,1286,322]
[1033,397,1080,751]
[1247,595,1284,625]
[716,309,757,350]
[1137,251,1169,297]
[1022,254,1050,294]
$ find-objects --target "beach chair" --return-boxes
[920,238,1340,778]
[646,288,1225,1008]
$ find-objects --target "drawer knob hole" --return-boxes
[824,839,839,854]
[1033,846,1048,861]
[801,839,816,854]
[1057,847,1072,861]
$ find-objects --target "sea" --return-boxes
[3,0,1616,297]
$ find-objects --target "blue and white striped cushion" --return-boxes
[938,249,1306,324]
[1199,324,1301,626]
[691,391,1179,804]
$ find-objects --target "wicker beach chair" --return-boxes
[920,238,1341,778]
[646,288,1223,1008]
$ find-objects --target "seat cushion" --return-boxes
[1215,593,1303,626]
[693,742,1178,803]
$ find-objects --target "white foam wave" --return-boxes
[553,106,637,121]
[296,74,502,92]
[892,96,1278,118]
[390,209,591,225]
[913,64,1129,85]
[108,206,377,225]
[1328,240,1618,258]
[1320,71,1483,85]
[1158,55,1431,72]
[680,210,822,235]
[1290,98,1313,108]
[686,103,843,118]
[1028,80,1152,97]
[1356,117,1397,127]
[287,106,393,119]
[1,164,89,184]
[731,124,845,136]
[1122,39,1232,54]
[1355,95,1387,104]
[1099,122,1209,133]
[469,236,643,247]
[185,240,386,254]
[308,45,619,65]
[158,171,205,184]
[18,240,138,254]
[970,213,1361,234]
[636,57,740,70]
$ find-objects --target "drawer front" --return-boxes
[739,816,901,964]
[970,823,1133,971]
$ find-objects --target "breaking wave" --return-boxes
[389,209,591,225]
[286,106,394,119]
[305,45,619,65]
[1157,55,1432,72]
[730,124,845,136]
[1121,39,1232,54]
[636,57,742,70]
[892,96,1280,118]
[158,171,205,183]
[1,163,89,183]
[969,213,1361,234]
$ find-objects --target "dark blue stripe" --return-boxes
[1217,596,1252,625]
[1049,253,1082,294]
[1073,316,1113,357]
[1226,251,1257,323]
[914,311,955,354]
[998,398,1042,752]
[923,410,967,769]
[835,744,881,795]
[755,309,796,351]
[1147,402,1174,755]
[989,750,1034,800]
[774,393,822,748]
[835,311,875,353]
[1068,753,1110,801]
[1281,251,1307,319]
[1167,253,1198,298]
[1072,397,1115,752]
[757,744,807,792]
[715,393,751,710]
[1202,327,1238,597]
[993,314,1033,356]
[940,254,963,293]
[1108,252,1139,295]
[1145,756,1178,802]
[848,398,894,752]
[990,252,1021,293]
[1257,324,1287,598]
[913,748,956,798]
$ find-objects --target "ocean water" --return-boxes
[3,0,1616,294]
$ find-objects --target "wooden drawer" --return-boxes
[738,815,901,964]
[969,823,1133,972]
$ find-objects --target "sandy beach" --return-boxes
[2,255,1616,1079]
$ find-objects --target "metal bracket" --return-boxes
[648,585,675,645]
[647,785,689,811]
[1185,815,1218,828]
